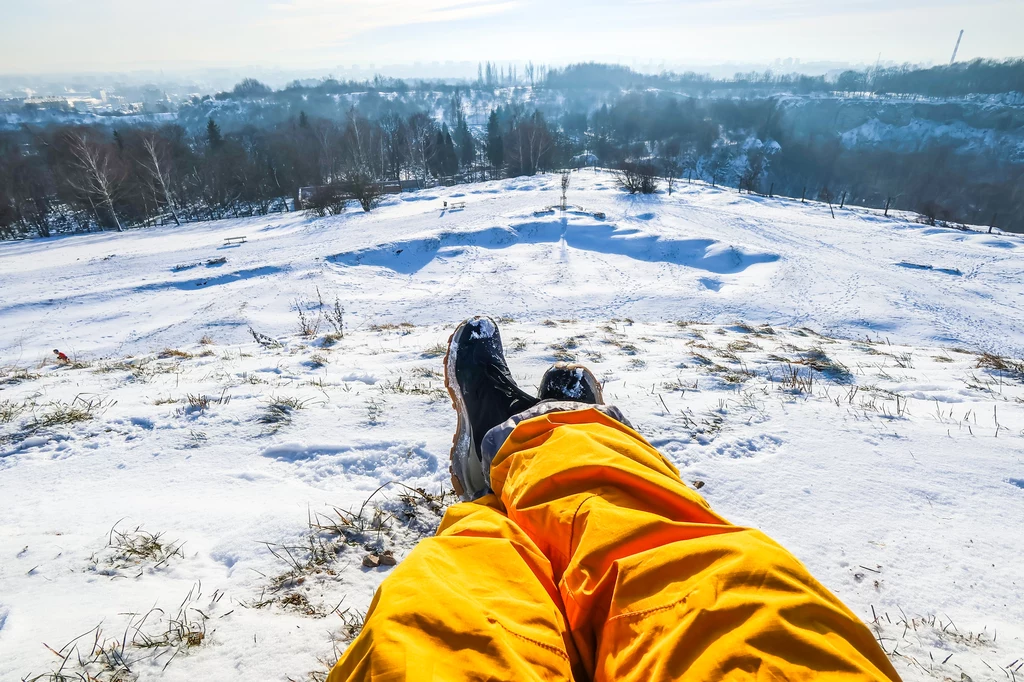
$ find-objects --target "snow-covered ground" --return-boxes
[1,172,1022,681]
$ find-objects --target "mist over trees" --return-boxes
[2,59,1023,239]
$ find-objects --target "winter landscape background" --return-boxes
[2,1,1024,678]
[2,170,1023,681]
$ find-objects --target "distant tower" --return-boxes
[950,30,964,65]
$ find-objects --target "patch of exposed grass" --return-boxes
[691,353,753,383]
[662,376,698,392]
[691,352,716,367]
[321,332,343,348]
[255,485,454,628]
[776,363,815,393]
[716,348,740,362]
[308,353,329,368]
[603,337,640,355]
[977,352,1024,380]
[159,348,192,359]
[94,357,162,382]
[409,367,442,380]
[797,348,853,384]
[25,396,113,433]
[893,352,914,369]
[0,399,26,424]
[199,335,215,345]
[727,339,761,352]
[1,367,40,385]
[258,395,312,431]
[90,524,185,576]
[22,585,210,682]
[370,322,415,333]
[421,343,447,359]
[549,337,584,362]
[176,391,229,417]
[379,377,447,400]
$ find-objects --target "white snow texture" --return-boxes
[1,171,1022,681]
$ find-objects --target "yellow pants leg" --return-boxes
[490,407,900,682]
[327,496,584,682]
[330,406,900,681]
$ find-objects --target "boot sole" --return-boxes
[443,320,472,499]
[540,362,605,404]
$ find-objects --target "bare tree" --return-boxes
[303,183,349,217]
[139,133,181,225]
[64,131,123,232]
[662,157,680,195]
[345,172,383,212]
[616,161,659,194]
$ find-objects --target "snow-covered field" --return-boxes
[1,171,1023,681]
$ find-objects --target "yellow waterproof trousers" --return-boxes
[328,408,900,682]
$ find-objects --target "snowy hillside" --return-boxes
[1,171,1023,681]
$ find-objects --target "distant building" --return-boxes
[24,96,69,109]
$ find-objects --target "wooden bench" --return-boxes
[224,236,247,246]
[444,201,467,211]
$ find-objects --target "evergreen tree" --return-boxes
[429,131,446,177]
[456,118,474,170]
[206,118,223,149]
[299,111,309,128]
[443,127,458,176]
[486,110,504,169]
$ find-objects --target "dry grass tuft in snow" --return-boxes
[977,352,1024,382]
[252,484,454,629]
[22,583,213,682]
[89,524,185,577]
[0,399,26,424]
[797,347,854,384]
[24,396,114,435]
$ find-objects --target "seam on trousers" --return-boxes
[606,594,690,622]
[487,617,572,661]
[561,493,598,616]
[567,493,598,567]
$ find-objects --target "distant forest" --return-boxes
[2,59,1023,238]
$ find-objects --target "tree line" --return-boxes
[0,91,573,238]
[574,90,1023,230]
[543,59,1024,98]
[2,77,1022,238]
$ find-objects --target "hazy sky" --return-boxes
[1,0,1021,75]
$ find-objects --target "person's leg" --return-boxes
[326,496,584,682]
[485,404,901,682]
